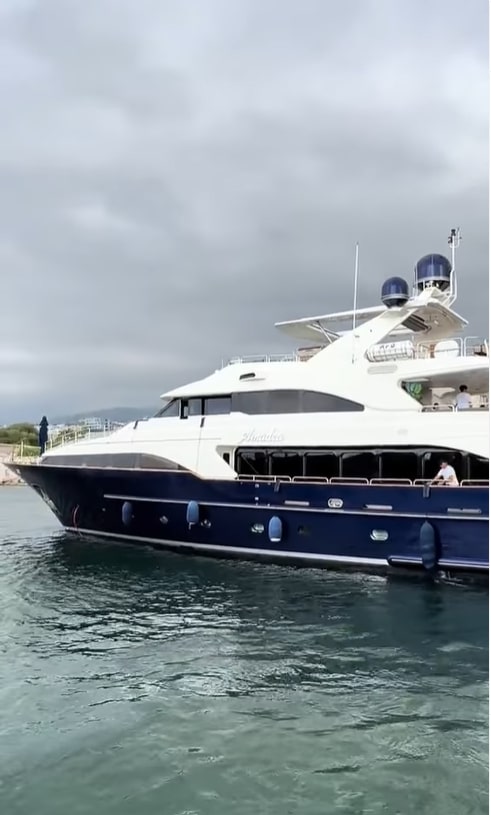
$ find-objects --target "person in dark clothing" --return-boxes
[39,416,49,455]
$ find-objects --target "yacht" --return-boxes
[10,229,489,577]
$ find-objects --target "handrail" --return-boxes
[9,455,41,465]
[237,474,292,482]
[370,478,412,485]
[235,474,488,488]
[463,336,489,357]
[422,404,489,412]
[422,405,455,412]
[330,477,369,484]
[46,427,117,451]
[416,337,463,358]
[224,353,299,366]
[10,457,489,489]
[292,476,329,483]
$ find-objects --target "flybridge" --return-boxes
[275,230,465,345]
[274,296,468,345]
[223,230,488,369]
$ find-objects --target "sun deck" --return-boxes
[223,334,489,367]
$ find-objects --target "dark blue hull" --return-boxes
[12,465,489,577]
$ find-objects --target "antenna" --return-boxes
[352,242,359,332]
[351,242,359,363]
[447,227,461,304]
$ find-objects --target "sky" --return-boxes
[0,0,488,423]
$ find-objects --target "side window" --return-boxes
[188,398,203,417]
[468,455,489,481]
[181,400,189,419]
[204,396,231,415]
[379,451,420,481]
[231,390,364,414]
[232,392,267,414]
[267,391,301,413]
[155,399,179,418]
[270,451,304,477]
[341,451,379,479]
[301,391,364,413]
[304,451,339,479]
[236,449,269,476]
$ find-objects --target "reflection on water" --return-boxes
[0,489,488,815]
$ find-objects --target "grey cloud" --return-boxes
[0,0,487,423]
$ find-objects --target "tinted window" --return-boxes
[204,396,231,415]
[301,391,363,412]
[232,392,268,414]
[231,390,363,414]
[155,400,179,417]
[270,451,303,477]
[304,452,339,479]
[468,455,489,481]
[379,451,419,481]
[236,449,269,476]
[341,452,379,479]
[188,398,203,416]
[267,391,301,413]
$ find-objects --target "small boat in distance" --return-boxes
[10,228,489,578]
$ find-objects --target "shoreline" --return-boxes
[0,446,24,485]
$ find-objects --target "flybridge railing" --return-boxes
[9,428,96,460]
[46,427,116,451]
[46,427,91,450]
[415,336,488,359]
[224,353,300,366]
[223,347,323,366]
[9,427,117,462]
[224,336,489,367]
[421,403,489,412]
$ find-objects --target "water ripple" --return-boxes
[0,489,488,815]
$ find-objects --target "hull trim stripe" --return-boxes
[64,527,385,566]
[102,494,486,521]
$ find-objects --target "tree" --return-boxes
[0,423,38,446]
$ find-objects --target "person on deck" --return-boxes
[455,384,472,410]
[38,416,49,455]
[430,458,459,486]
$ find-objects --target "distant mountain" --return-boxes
[51,406,157,425]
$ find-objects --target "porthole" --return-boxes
[370,529,389,542]
[251,523,265,534]
[328,498,343,509]
[297,525,310,536]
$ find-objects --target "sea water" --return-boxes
[0,488,488,814]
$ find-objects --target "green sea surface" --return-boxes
[0,488,488,814]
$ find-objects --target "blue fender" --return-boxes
[186,501,200,527]
[268,515,283,543]
[420,520,439,570]
[122,501,133,526]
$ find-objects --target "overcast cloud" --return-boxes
[0,0,488,423]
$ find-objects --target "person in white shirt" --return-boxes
[455,385,472,410]
[431,458,459,486]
